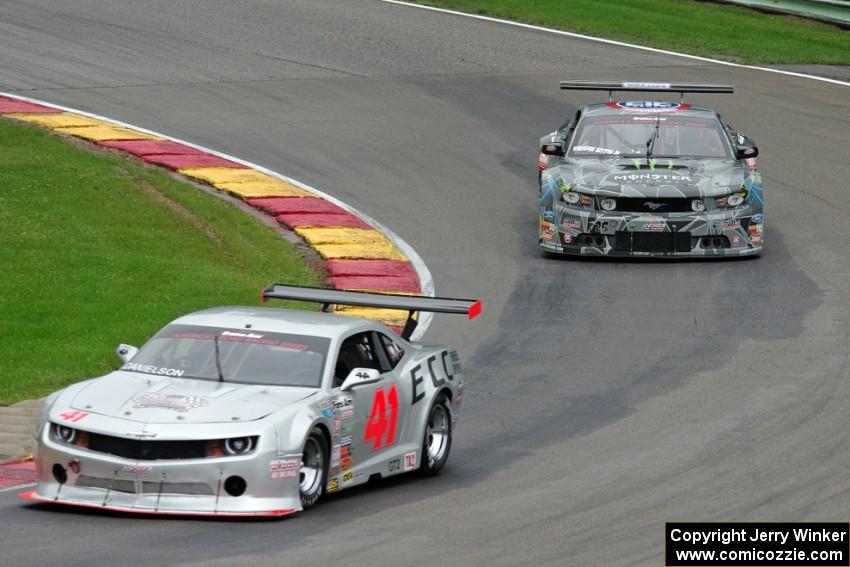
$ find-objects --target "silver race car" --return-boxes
[538,81,764,257]
[21,285,481,517]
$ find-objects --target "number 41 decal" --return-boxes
[364,385,398,451]
[59,410,89,423]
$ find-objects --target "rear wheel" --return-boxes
[299,428,327,510]
[419,394,452,476]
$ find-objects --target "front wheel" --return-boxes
[299,428,328,510]
[419,394,452,476]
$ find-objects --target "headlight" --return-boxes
[600,198,617,211]
[50,424,89,448]
[223,437,256,456]
[691,199,706,212]
[563,192,580,204]
[715,193,746,208]
[727,194,744,207]
[53,424,76,443]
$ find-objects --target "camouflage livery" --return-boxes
[538,99,764,257]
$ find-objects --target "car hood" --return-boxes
[547,157,746,199]
[69,371,316,424]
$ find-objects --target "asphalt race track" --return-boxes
[2,1,850,565]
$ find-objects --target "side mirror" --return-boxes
[339,368,381,391]
[116,344,138,363]
[735,135,758,159]
[540,141,565,157]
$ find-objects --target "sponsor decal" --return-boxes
[744,157,758,171]
[388,458,401,473]
[612,173,693,185]
[540,221,556,241]
[642,223,666,231]
[562,233,575,245]
[327,478,339,493]
[171,331,309,350]
[732,234,743,247]
[561,217,582,229]
[572,145,622,155]
[122,362,185,378]
[751,213,764,224]
[59,410,89,423]
[608,101,690,112]
[540,241,563,252]
[132,393,207,412]
[340,446,352,472]
[403,451,417,471]
[122,464,152,475]
[342,471,353,483]
[221,330,264,339]
[68,459,81,474]
[270,458,300,480]
[331,445,341,468]
[623,82,671,90]
[410,352,455,406]
[333,395,353,410]
[542,210,556,222]
[721,221,741,231]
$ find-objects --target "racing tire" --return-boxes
[418,394,452,477]
[299,427,328,510]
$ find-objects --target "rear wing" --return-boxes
[262,284,482,340]
[560,81,734,102]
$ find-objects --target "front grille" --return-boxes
[87,432,207,460]
[75,475,214,495]
[77,475,136,493]
[142,481,214,495]
[612,197,694,213]
[614,231,692,253]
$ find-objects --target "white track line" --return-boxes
[379,0,850,88]
[0,91,435,339]
[0,482,35,494]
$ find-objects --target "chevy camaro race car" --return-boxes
[21,285,481,517]
[538,81,764,257]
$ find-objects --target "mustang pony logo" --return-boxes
[133,393,207,412]
[643,202,667,211]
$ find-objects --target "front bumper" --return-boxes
[539,206,763,257]
[27,431,302,517]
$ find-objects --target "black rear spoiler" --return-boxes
[262,284,482,340]
[560,81,734,101]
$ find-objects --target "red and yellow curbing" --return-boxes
[0,96,425,332]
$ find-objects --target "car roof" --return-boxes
[170,306,378,339]
[580,101,720,119]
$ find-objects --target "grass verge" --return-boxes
[0,118,321,404]
[415,0,850,64]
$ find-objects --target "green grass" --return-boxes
[0,118,321,404]
[417,0,850,64]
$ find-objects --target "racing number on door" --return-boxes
[364,385,399,451]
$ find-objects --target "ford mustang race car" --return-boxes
[21,286,481,517]
[538,81,763,257]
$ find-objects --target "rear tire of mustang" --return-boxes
[299,428,328,510]
[419,394,452,477]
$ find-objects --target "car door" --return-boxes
[333,331,406,474]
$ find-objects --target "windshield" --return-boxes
[124,324,330,388]
[569,115,732,159]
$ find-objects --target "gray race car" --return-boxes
[538,81,764,257]
[21,286,481,517]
